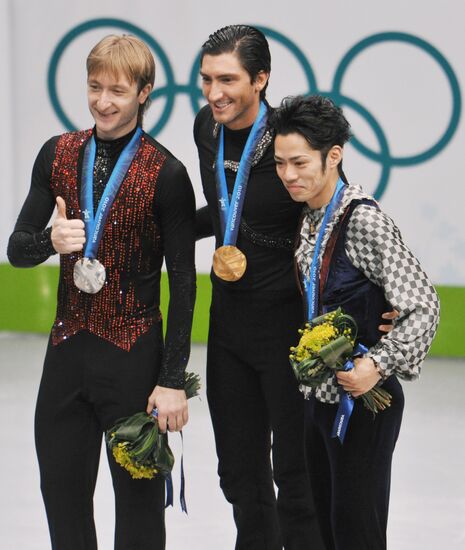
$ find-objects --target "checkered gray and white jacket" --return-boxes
[296,184,440,404]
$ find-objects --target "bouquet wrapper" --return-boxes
[106,371,201,513]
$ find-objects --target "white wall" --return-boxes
[2,0,464,284]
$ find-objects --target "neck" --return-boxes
[95,123,138,142]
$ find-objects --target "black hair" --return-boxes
[200,25,271,100]
[269,95,352,178]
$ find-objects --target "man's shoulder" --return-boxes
[141,132,184,167]
[193,105,214,140]
[141,132,190,185]
[194,104,213,124]
[37,129,90,164]
[50,129,92,151]
[58,128,92,141]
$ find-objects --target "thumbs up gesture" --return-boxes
[51,196,86,254]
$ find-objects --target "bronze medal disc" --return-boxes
[213,245,247,282]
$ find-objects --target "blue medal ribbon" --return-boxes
[303,178,346,319]
[215,101,268,244]
[331,343,368,443]
[302,178,363,443]
[80,127,143,258]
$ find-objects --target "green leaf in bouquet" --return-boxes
[299,369,332,389]
[309,308,342,327]
[152,433,175,477]
[108,412,153,442]
[290,355,320,376]
[130,421,159,463]
[319,335,353,367]
[184,372,201,399]
[332,313,357,339]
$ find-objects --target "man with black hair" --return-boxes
[194,24,325,550]
[270,94,439,550]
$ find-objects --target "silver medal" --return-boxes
[73,258,106,294]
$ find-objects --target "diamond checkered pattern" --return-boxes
[296,185,440,404]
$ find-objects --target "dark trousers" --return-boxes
[207,286,325,550]
[305,376,404,550]
[35,326,166,550]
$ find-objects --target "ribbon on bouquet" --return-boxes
[331,343,368,443]
[151,408,188,513]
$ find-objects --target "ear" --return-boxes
[254,71,269,93]
[327,145,343,169]
[138,83,152,105]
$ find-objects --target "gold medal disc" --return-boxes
[213,245,247,282]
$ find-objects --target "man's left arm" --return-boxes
[337,205,440,396]
[146,158,196,432]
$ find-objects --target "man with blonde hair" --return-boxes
[8,34,196,550]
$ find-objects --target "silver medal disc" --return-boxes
[73,258,106,294]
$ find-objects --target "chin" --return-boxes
[212,112,232,125]
[288,192,306,203]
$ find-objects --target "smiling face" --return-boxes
[274,132,342,209]
[200,51,268,130]
[87,71,151,140]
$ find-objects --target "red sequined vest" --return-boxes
[50,130,165,351]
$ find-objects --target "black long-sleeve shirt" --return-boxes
[194,104,303,293]
[7,128,196,389]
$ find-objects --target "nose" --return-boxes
[96,90,112,110]
[283,165,298,183]
[206,81,223,102]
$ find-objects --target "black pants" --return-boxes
[35,325,166,550]
[207,286,325,550]
[305,376,404,550]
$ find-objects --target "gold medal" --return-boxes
[213,245,247,282]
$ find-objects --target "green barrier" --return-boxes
[0,263,462,356]
[0,263,212,340]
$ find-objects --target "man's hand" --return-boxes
[336,357,381,398]
[146,386,188,433]
[379,309,399,333]
[51,196,86,254]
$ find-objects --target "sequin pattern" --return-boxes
[50,131,165,351]
[212,125,274,169]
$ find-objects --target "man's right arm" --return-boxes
[7,137,85,267]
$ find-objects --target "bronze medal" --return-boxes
[213,245,247,282]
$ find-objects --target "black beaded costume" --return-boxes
[7,127,196,550]
[194,105,324,550]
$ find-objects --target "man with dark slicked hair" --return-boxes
[194,24,325,550]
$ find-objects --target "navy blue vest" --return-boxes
[320,199,390,348]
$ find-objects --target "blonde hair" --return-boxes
[87,35,155,124]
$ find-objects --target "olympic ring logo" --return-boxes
[48,18,461,199]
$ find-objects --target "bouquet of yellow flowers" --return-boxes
[290,308,391,414]
[105,372,201,480]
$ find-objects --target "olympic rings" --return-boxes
[48,19,461,199]
[331,32,461,167]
